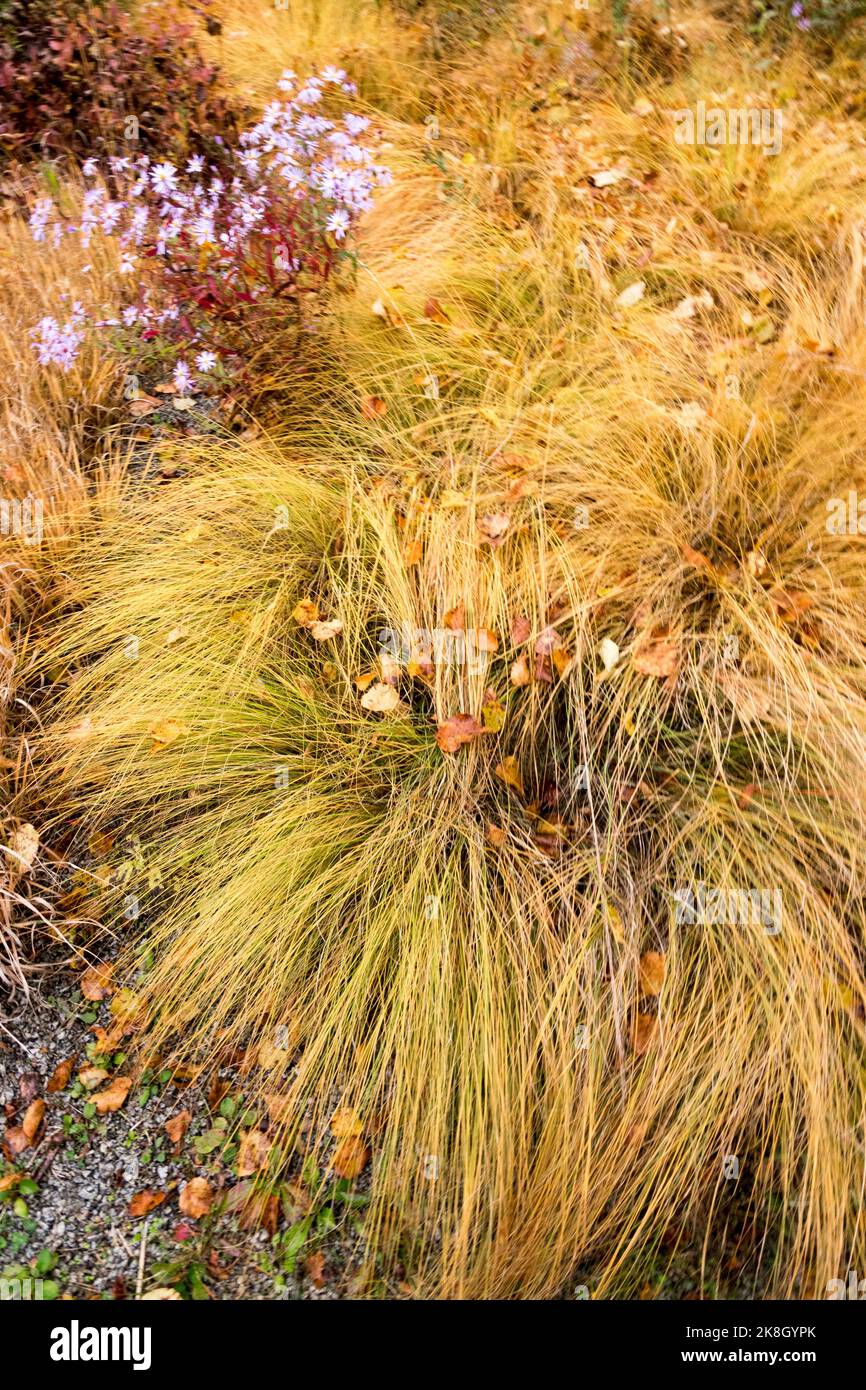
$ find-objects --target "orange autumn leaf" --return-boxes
[681,542,715,574]
[361,394,387,419]
[768,586,813,623]
[92,1076,133,1115]
[423,296,451,325]
[403,538,423,567]
[331,1135,370,1179]
[639,950,666,997]
[80,962,114,1001]
[6,1098,46,1155]
[46,1057,75,1093]
[128,1189,167,1218]
[237,1129,272,1177]
[179,1177,214,1218]
[632,1013,659,1055]
[165,1110,192,1153]
[305,1251,327,1287]
[436,713,482,753]
[443,604,465,632]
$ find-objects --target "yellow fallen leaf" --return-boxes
[481,693,506,732]
[148,718,188,748]
[292,599,319,627]
[331,1106,364,1138]
[495,756,524,795]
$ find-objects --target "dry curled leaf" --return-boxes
[632,1013,658,1055]
[478,512,511,548]
[310,618,343,641]
[633,631,680,679]
[510,654,530,687]
[78,1066,109,1090]
[360,681,400,715]
[6,1098,46,1155]
[598,637,620,672]
[444,604,465,632]
[511,615,531,645]
[165,1110,191,1153]
[436,713,482,753]
[486,823,507,848]
[424,296,451,325]
[768,586,812,623]
[6,824,38,876]
[616,279,646,309]
[681,542,715,574]
[403,538,423,567]
[331,1135,370,1179]
[179,1177,214,1218]
[639,950,666,997]
[92,1076,133,1115]
[331,1106,364,1138]
[46,1057,75,1093]
[129,1189,167,1218]
[292,599,319,627]
[237,1128,272,1178]
[361,394,387,419]
[80,962,114,1001]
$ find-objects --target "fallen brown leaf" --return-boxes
[639,950,666,997]
[92,1076,133,1115]
[46,1057,75,1093]
[436,713,482,753]
[128,1189,167,1218]
[237,1129,272,1178]
[179,1177,213,1219]
[165,1110,192,1154]
[80,962,114,1001]
[632,1013,658,1055]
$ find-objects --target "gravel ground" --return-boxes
[0,966,364,1301]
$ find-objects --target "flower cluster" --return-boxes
[28,69,390,389]
[30,304,86,370]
